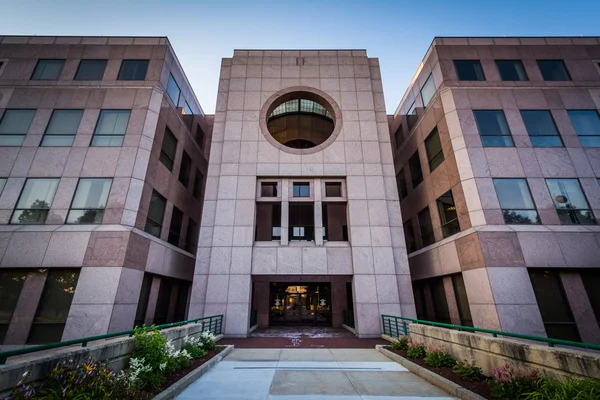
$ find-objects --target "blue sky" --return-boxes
[0,0,597,114]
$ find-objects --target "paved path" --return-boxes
[176,348,457,400]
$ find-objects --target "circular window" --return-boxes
[260,87,342,154]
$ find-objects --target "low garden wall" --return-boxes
[0,324,222,396]
[405,324,600,380]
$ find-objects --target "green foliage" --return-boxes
[452,360,485,382]
[406,341,426,359]
[523,376,600,400]
[391,336,409,351]
[423,347,456,368]
[490,363,540,400]
[9,357,150,400]
[198,331,217,351]
[183,342,207,359]
[133,326,169,368]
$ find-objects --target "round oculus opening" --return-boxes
[266,91,336,149]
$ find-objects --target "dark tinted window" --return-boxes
[42,109,83,147]
[452,274,473,327]
[168,206,184,247]
[322,203,348,241]
[521,110,563,147]
[134,274,153,327]
[159,128,178,171]
[67,178,112,224]
[496,60,528,81]
[325,183,342,197]
[396,169,408,200]
[408,151,423,188]
[0,270,27,344]
[546,179,595,225]
[454,60,485,81]
[31,59,65,80]
[75,59,107,80]
[261,182,278,197]
[418,207,434,247]
[437,190,460,238]
[393,125,403,150]
[255,203,281,241]
[27,270,80,344]
[473,110,514,147]
[493,178,540,224]
[568,110,600,147]
[430,277,451,324]
[145,190,167,237]
[289,203,314,241]
[424,127,444,172]
[184,219,198,253]
[166,74,181,106]
[0,109,36,146]
[178,151,192,187]
[529,269,580,341]
[293,183,310,197]
[195,124,205,148]
[403,220,416,253]
[537,60,571,81]
[581,270,600,327]
[193,169,203,200]
[118,60,149,80]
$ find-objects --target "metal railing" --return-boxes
[344,309,355,328]
[381,314,600,351]
[0,314,223,365]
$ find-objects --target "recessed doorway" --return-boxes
[269,283,332,326]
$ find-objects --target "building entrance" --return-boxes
[269,283,332,326]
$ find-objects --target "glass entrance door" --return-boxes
[269,283,332,326]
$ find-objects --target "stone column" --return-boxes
[144,275,162,325]
[314,178,323,246]
[461,268,503,331]
[280,180,289,245]
[3,270,47,346]
[560,271,600,343]
[108,267,145,332]
[443,276,461,325]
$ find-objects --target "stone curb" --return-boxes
[376,345,486,400]
[152,345,234,400]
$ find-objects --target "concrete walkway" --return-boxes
[176,348,457,400]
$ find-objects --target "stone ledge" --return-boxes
[376,345,486,400]
[152,345,233,400]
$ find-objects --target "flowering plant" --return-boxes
[490,363,540,399]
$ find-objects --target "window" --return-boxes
[0,178,6,195]
[0,270,27,344]
[404,220,416,253]
[11,178,59,224]
[261,182,278,197]
[74,59,107,80]
[325,182,342,197]
[183,102,193,115]
[521,110,563,147]
[41,109,83,147]
[31,59,65,80]
[178,151,191,187]
[424,127,444,172]
[166,74,181,107]
[454,60,485,81]
[0,109,36,146]
[529,269,580,342]
[27,269,80,344]
[581,270,600,328]
[452,274,473,327]
[473,110,514,147]
[408,151,423,188]
[184,219,197,253]
[159,127,178,171]
[289,203,314,241]
[118,60,149,80]
[568,110,600,147]
[144,190,167,237]
[493,178,540,224]
[420,73,436,108]
[430,277,451,324]
[66,178,112,224]
[168,206,184,247]
[91,110,130,147]
[193,169,203,200]
[537,60,571,81]
[134,274,153,327]
[495,60,528,81]
[195,124,205,148]
[437,190,460,238]
[396,169,408,200]
[255,203,281,241]
[418,207,434,247]
[393,125,403,150]
[322,203,348,241]
[407,101,417,115]
[546,179,595,225]
[293,182,310,197]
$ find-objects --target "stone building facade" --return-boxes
[389,37,600,343]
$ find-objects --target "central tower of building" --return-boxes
[189,50,415,337]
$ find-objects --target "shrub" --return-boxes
[198,331,217,351]
[452,360,484,382]
[164,343,192,374]
[490,363,540,400]
[423,345,456,368]
[183,336,208,359]
[406,341,426,359]
[391,336,410,351]
[524,376,600,400]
